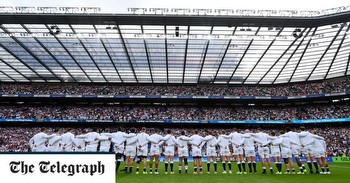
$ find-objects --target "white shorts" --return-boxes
[301,146,314,157]
[314,150,325,158]
[220,147,230,156]
[258,146,270,158]
[178,147,189,157]
[233,146,243,155]
[291,146,301,157]
[125,145,136,157]
[270,146,281,157]
[137,146,148,156]
[281,148,292,158]
[206,148,217,157]
[164,146,175,156]
[149,144,161,156]
[245,149,255,157]
[192,146,202,157]
[100,146,110,152]
[114,146,124,154]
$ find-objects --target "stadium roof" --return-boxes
[0,1,350,84]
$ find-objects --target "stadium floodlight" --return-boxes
[292,28,303,39]
[149,8,169,15]
[58,7,79,14]
[127,8,147,14]
[0,6,14,13]
[193,9,212,15]
[49,25,61,36]
[37,7,58,14]
[80,7,101,14]
[214,9,235,15]
[15,6,36,13]
[170,8,191,15]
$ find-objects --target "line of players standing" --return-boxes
[29,126,331,175]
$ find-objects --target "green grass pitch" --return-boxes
[116,162,350,183]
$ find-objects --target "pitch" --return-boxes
[116,162,350,183]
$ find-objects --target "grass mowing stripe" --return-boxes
[116,162,350,183]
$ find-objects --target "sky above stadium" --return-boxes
[1,0,349,13]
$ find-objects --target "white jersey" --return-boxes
[190,134,204,157]
[163,134,177,156]
[60,132,76,152]
[85,132,101,152]
[216,135,230,156]
[270,136,282,157]
[242,133,255,151]
[149,133,164,156]
[284,131,301,147]
[280,135,292,158]
[47,135,62,152]
[299,131,314,147]
[111,131,126,153]
[74,135,86,152]
[29,132,55,152]
[202,135,217,157]
[229,132,243,147]
[124,133,138,157]
[99,133,112,152]
[136,132,153,156]
[177,135,190,157]
[299,131,315,155]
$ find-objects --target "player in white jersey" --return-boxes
[162,129,177,174]
[75,130,88,152]
[280,130,296,174]
[216,130,232,174]
[148,129,164,174]
[135,127,158,174]
[29,128,55,152]
[309,131,330,174]
[99,129,113,152]
[177,130,190,174]
[201,130,218,174]
[229,128,246,174]
[253,128,273,174]
[189,130,205,174]
[111,127,126,173]
[299,126,319,174]
[120,128,138,174]
[84,128,102,152]
[284,127,305,174]
[47,129,63,152]
[242,129,267,174]
[269,131,283,174]
[61,128,78,152]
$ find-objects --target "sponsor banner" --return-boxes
[208,96,224,99]
[271,96,288,100]
[50,94,66,98]
[0,118,36,122]
[209,120,286,124]
[113,95,129,98]
[82,95,97,98]
[332,156,350,162]
[177,95,193,99]
[240,96,255,99]
[306,94,325,98]
[292,118,350,124]
[145,95,161,98]
[0,153,115,183]
[18,94,34,97]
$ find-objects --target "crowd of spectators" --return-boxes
[0,126,348,157]
[1,77,349,96]
[0,103,349,121]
